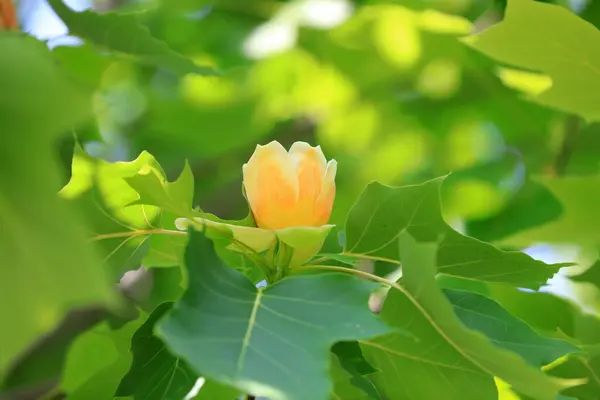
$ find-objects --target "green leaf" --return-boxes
[545,353,600,400]
[65,354,133,400]
[0,32,113,374]
[157,230,392,400]
[344,176,565,289]
[60,146,192,279]
[0,32,92,136]
[361,232,573,400]
[571,259,600,291]
[144,267,185,312]
[466,0,600,121]
[332,342,380,399]
[61,322,121,392]
[446,289,580,368]
[503,174,600,247]
[117,303,198,400]
[52,43,113,88]
[466,179,564,242]
[177,217,334,270]
[488,285,600,345]
[59,317,142,398]
[330,356,372,400]
[47,0,218,77]
[332,341,378,376]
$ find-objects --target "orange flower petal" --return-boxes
[243,141,299,229]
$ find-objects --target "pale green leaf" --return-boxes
[467,0,600,121]
[0,32,112,374]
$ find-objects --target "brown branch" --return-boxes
[549,115,580,177]
[0,0,18,30]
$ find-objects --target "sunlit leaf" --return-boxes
[467,0,600,121]
[344,176,565,288]
[60,146,193,279]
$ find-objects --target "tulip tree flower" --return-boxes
[176,141,337,281]
[243,141,337,230]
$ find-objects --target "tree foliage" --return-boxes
[3,0,600,399]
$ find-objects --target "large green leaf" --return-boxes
[467,0,600,121]
[344,176,565,289]
[446,289,579,367]
[47,0,218,77]
[0,32,112,374]
[157,230,392,400]
[361,232,573,400]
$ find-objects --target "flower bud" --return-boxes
[243,141,337,230]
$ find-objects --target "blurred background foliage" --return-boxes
[13,0,600,309]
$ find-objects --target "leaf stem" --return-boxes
[333,252,401,265]
[550,115,580,176]
[90,228,186,241]
[295,264,398,289]
[90,223,275,283]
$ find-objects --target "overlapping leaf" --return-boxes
[361,233,575,400]
[47,0,218,77]
[117,303,199,400]
[467,0,600,121]
[446,289,579,367]
[157,230,392,400]
[330,356,372,400]
[488,285,600,345]
[331,341,380,399]
[344,176,565,288]
[545,353,600,400]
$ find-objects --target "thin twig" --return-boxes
[550,115,580,176]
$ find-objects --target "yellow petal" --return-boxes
[242,141,299,230]
[289,142,327,209]
[314,159,337,226]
